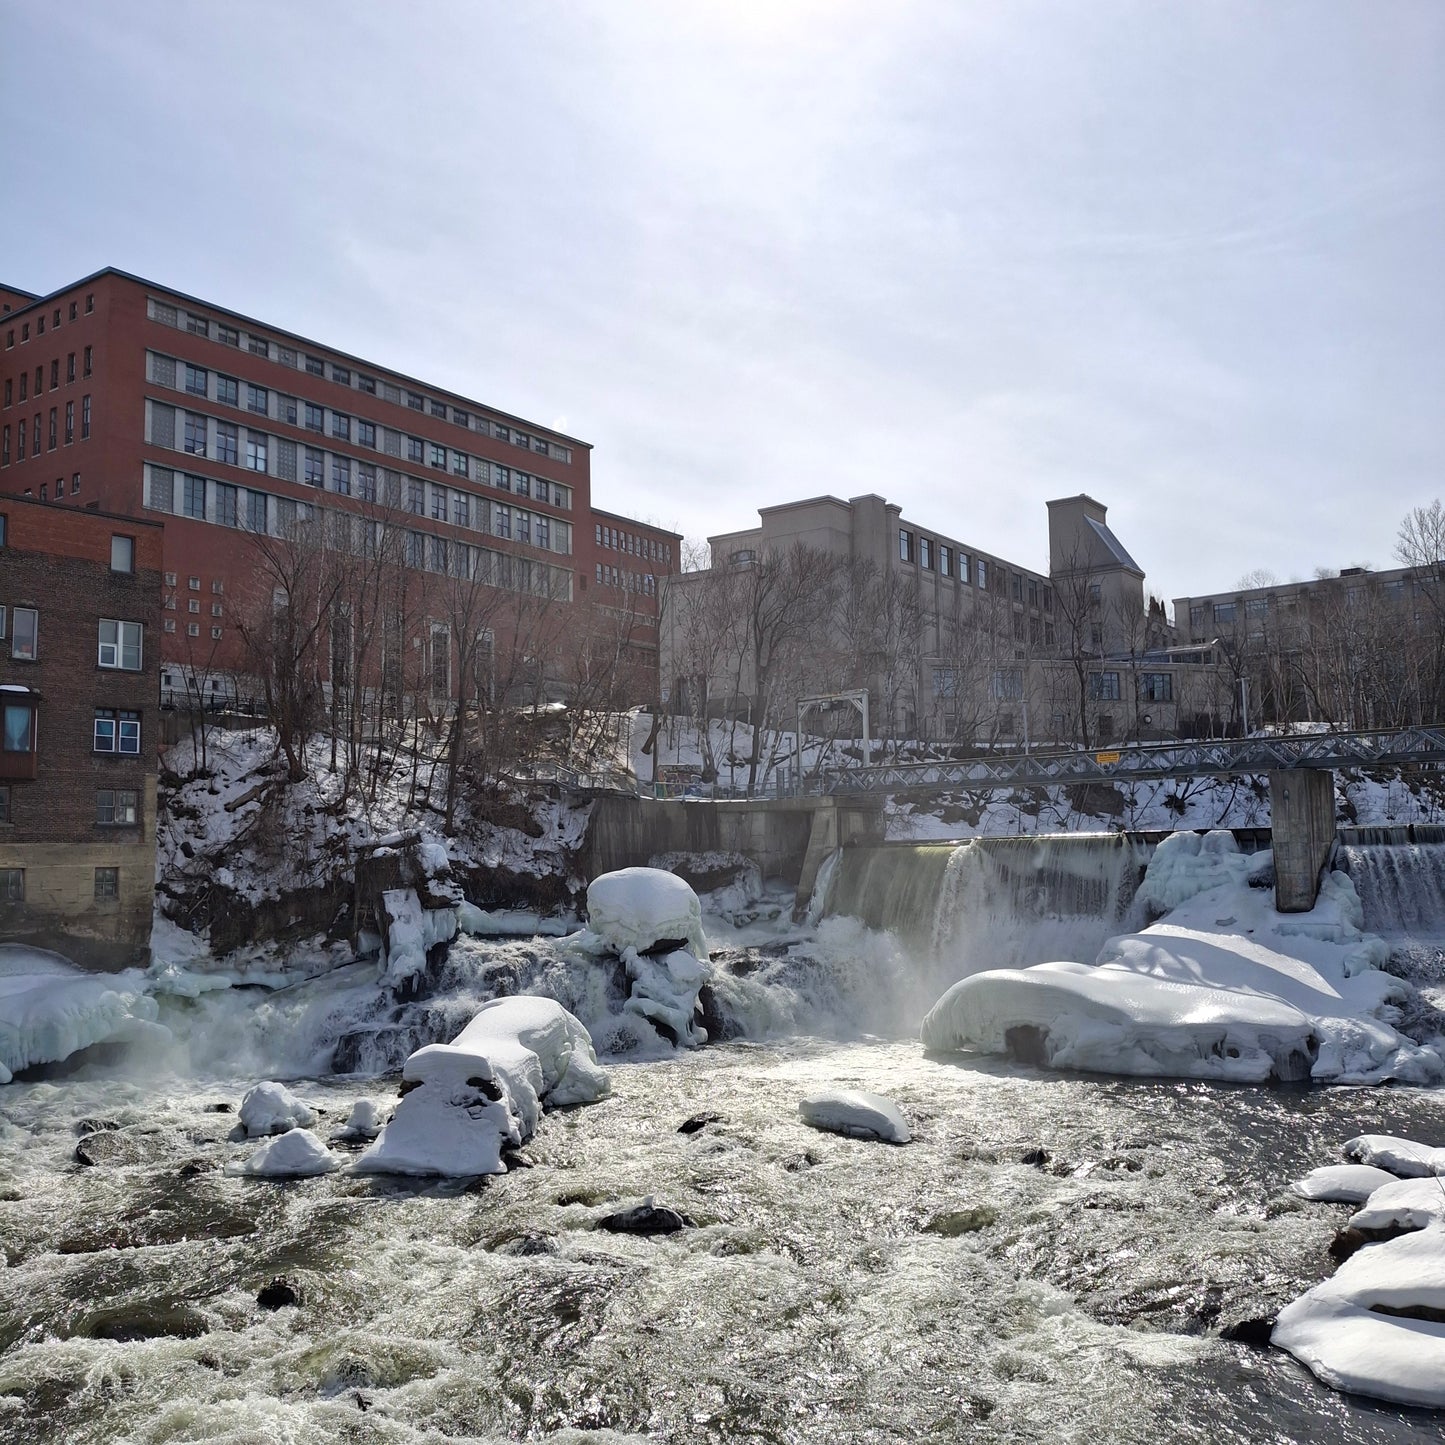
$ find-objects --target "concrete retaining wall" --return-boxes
[1270,770,1337,912]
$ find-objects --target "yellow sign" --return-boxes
[1095,751,1121,765]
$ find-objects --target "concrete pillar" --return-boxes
[1270,770,1336,913]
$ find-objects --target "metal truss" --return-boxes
[818,725,1445,795]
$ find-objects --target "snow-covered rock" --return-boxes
[587,867,707,959]
[228,1128,338,1178]
[239,1081,317,1137]
[1272,1229,1445,1408]
[919,863,1442,1086]
[622,946,711,1047]
[1350,1176,1445,1233]
[799,1089,911,1144]
[352,996,610,1177]
[335,1099,387,1141]
[379,887,458,987]
[1135,830,1252,917]
[1342,1134,1445,1177]
[0,948,167,1083]
[1291,1164,1401,1203]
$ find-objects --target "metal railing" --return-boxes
[811,724,1445,795]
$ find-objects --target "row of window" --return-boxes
[144,464,572,557]
[899,527,1054,611]
[2,345,93,406]
[3,291,95,348]
[0,607,143,669]
[595,564,659,596]
[0,867,124,903]
[595,523,671,566]
[145,299,574,463]
[145,379,572,509]
[928,668,1178,703]
[0,396,92,463]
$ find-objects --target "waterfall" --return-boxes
[1338,836,1445,937]
[821,834,1146,981]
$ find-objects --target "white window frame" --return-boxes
[98,619,144,671]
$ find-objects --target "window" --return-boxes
[938,544,951,577]
[93,707,140,753]
[331,456,351,494]
[992,668,1024,700]
[0,869,23,902]
[304,447,323,486]
[48,407,57,449]
[331,413,350,441]
[69,301,77,321]
[407,479,424,514]
[184,474,206,518]
[494,465,511,492]
[49,359,59,389]
[184,412,208,456]
[357,375,376,395]
[83,345,92,378]
[429,399,446,419]
[216,375,239,407]
[406,531,424,568]
[186,313,209,337]
[249,335,270,358]
[407,392,424,411]
[36,315,43,335]
[976,558,988,589]
[429,443,446,470]
[452,451,468,478]
[515,472,530,499]
[304,402,323,432]
[66,353,75,384]
[430,485,447,520]
[187,622,199,637]
[430,535,448,572]
[96,789,139,825]
[331,364,350,386]
[2,693,34,755]
[10,608,37,661]
[215,422,238,466]
[98,620,144,671]
[1213,601,1237,624]
[357,419,375,448]
[215,483,238,527]
[430,626,450,696]
[899,529,914,563]
[218,324,239,348]
[452,492,470,527]
[919,537,932,570]
[185,365,211,402]
[18,374,26,404]
[1042,585,1053,613]
[0,783,8,822]
[1088,671,1121,701]
[246,490,267,532]
[247,384,268,415]
[246,435,268,472]
[407,436,423,463]
[494,504,511,539]
[64,400,73,444]
[536,517,550,550]
[357,463,376,502]
[71,472,80,496]
[305,355,324,377]
[110,535,135,573]
[280,395,298,426]
[188,576,200,590]
[94,867,120,900]
[1140,672,1174,703]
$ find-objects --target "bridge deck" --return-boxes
[818,725,1445,795]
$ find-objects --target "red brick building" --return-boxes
[0,496,162,966]
[0,269,678,711]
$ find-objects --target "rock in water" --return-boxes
[799,1089,911,1144]
[227,1128,337,1178]
[596,1198,694,1235]
[238,1081,317,1137]
[586,867,708,958]
[256,1278,300,1310]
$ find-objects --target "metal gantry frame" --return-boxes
[813,724,1445,795]
[795,690,870,790]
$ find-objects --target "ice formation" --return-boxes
[799,1089,911,1144]
[353,996,610,1177]
[457,902,576,938]
[239,1081,318,1137]
[586,867,708,959]
[1290,1164,1400,1203]
[378,888,459,987]
[0,949,167,1083]
[228,1128,338,1178]
[622,946,711,1047]
[1341,1133,1445,1177]
[919,836,1442,1086]
[335,1099,387,1140]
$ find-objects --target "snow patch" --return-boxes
[228,1128,338,1178]
[239,1081,318,1137]
[799,1089,911,1144]
[1343,1134,1445,1177]
[1291,1164,1401,1204]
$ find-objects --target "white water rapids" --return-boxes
[1,846,1443,1442]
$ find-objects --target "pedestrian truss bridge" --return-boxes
[815,725,1445,795]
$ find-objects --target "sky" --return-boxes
[2,1,1441,601]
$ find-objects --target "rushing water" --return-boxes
[1340,835,1445,1001]
[1,858,1444,1442]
